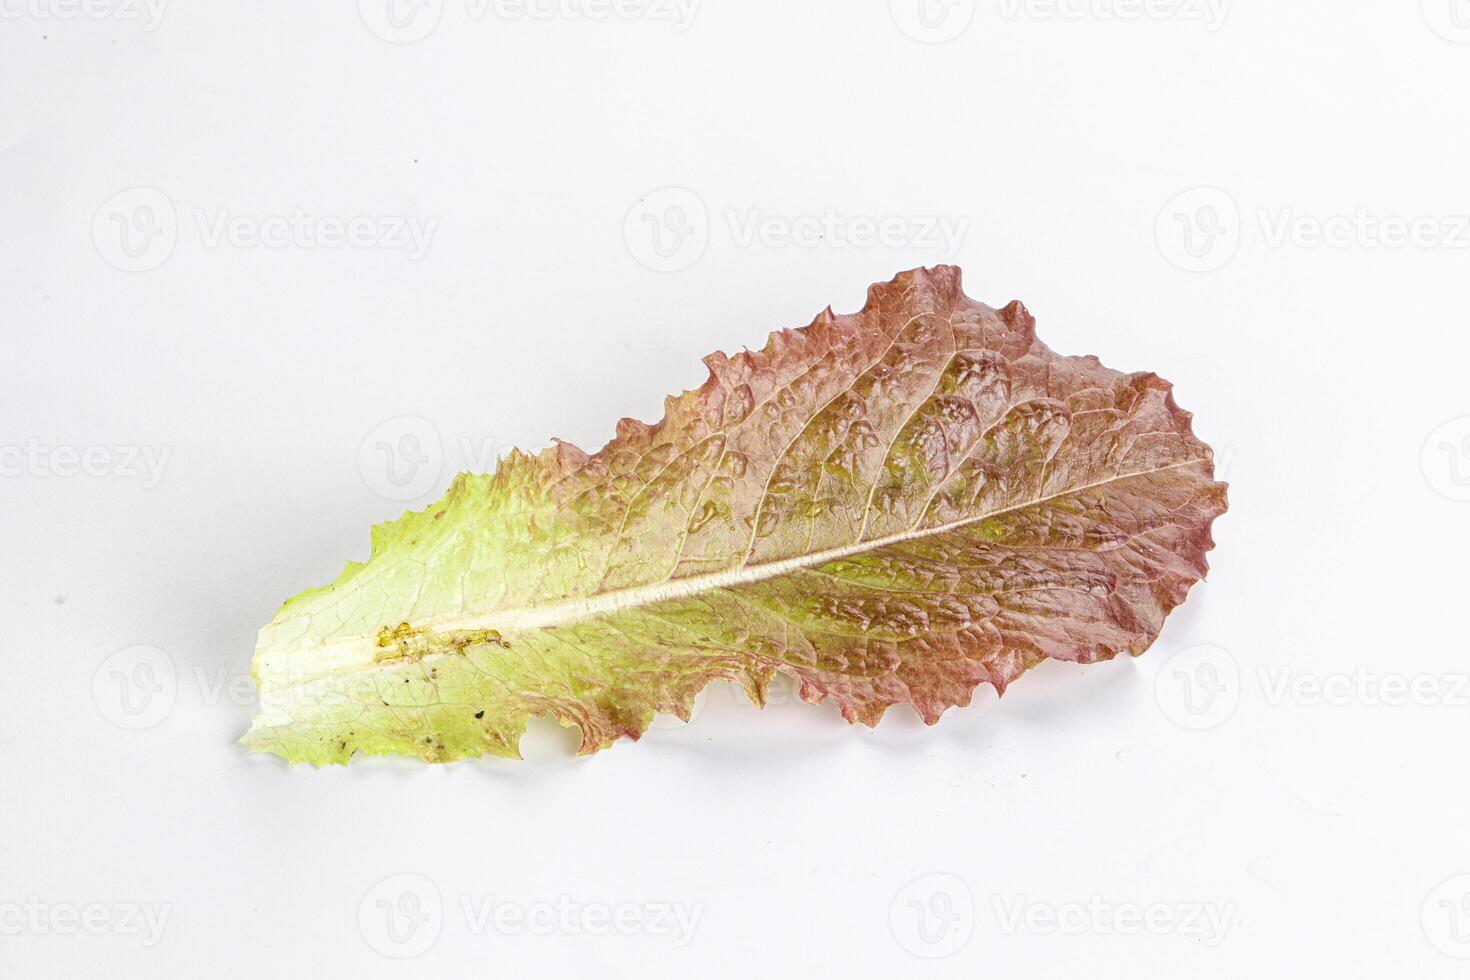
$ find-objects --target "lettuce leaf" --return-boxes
[242,266,1227,764]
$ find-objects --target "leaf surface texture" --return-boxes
[243,266,1227,764]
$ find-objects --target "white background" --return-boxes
[4,1,1470,976]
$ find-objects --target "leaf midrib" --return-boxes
[426,456,1211,635]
